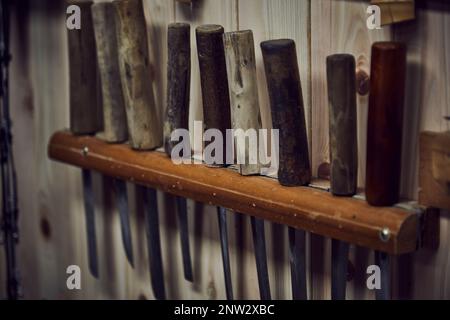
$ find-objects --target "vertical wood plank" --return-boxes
[239,0,311,300]
[172,0,238,299]
[393,2,450,299]
[310,0,392,300]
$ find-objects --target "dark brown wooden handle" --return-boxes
[366,42,407,206]
[92,2,128,143]
[326,54,358,196]
[67,0,102,135]
[165,23,191,156]
[196,24,231,167]
[261,39,311,186]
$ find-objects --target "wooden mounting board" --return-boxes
[48,130,419,254]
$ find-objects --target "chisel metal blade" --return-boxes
[176,196,193,282]
[141,186,166,300]
[81,169,99,278]
[331,239,349,300]
[217,207,233,300]
[375,251,391,300]
[288,227,307,300]
[250,216,271,300]
[113,178,134,267]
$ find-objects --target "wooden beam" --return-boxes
[48,130,419,255]
[419,131,450,210]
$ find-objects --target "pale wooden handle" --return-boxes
[92,2,128,143]
[113,0,162,150]
[67,0,102,135]
[223,30,261,175]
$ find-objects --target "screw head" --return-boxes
[82,146,89,157]
[379,227,391,242]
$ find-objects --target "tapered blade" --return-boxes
[331,239,349,300]
[217,207,233,300]
[141,186,166,300]
[375,251,391,300]
[176,196,193,281]
[113,178,134,267]
[288,227,307,300]
[250,216,271,300]
[81,169,99,278]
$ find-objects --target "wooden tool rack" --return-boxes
[47,130,430,255]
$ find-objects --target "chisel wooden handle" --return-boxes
[261,39,311,186]
[366,42,406,206]
[67,0,102,135]
[196,24,231,166]
[223,30,262,175]
[92,2,128,143]
[164,23,190,156]
[113,0,161,150]
[326,54,358,196]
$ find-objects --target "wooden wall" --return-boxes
[1,0,449,299]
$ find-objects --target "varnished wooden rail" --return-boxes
[48,130,419,254]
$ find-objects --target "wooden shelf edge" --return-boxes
[48,130,419,255]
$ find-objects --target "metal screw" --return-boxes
[82,146,89,157]
[379,227,391,242]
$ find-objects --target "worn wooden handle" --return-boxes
[326,54,358,196]
[92,2,128,143]
[164,23,190,156]
[113,0,162,150]
[366,42,406,206]
[223,30,262,175]
[261,39,311,186]
[196,24,232,167]
[67,0,102,135]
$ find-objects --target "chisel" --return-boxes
[196,25,234,298]
[261,39,311,300]
[165,23,193,283]
[139,185,166,300]
[223,30,266,300]
[91,1,134,268]
[67,0,102,278]
[113,0,163,268]
[91,2,135,269]
[326,54,358,300]
[366,41,406,300]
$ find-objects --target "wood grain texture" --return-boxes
[223,30,262,175]
[419,131,450,210]
[92,2,128,143]
[326,54,357,196]
[164,23,190,156]
[67,0,102,135]
[5,0,450,301]
[310,0,392,300]
[48,131,418,255]
[391,2,450,300]
[261,39,311,187]
[175,0,241,300]
[238,0,311,300]
[366,42,406,207]
[196,24,231,167]
[113,0,162,150]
